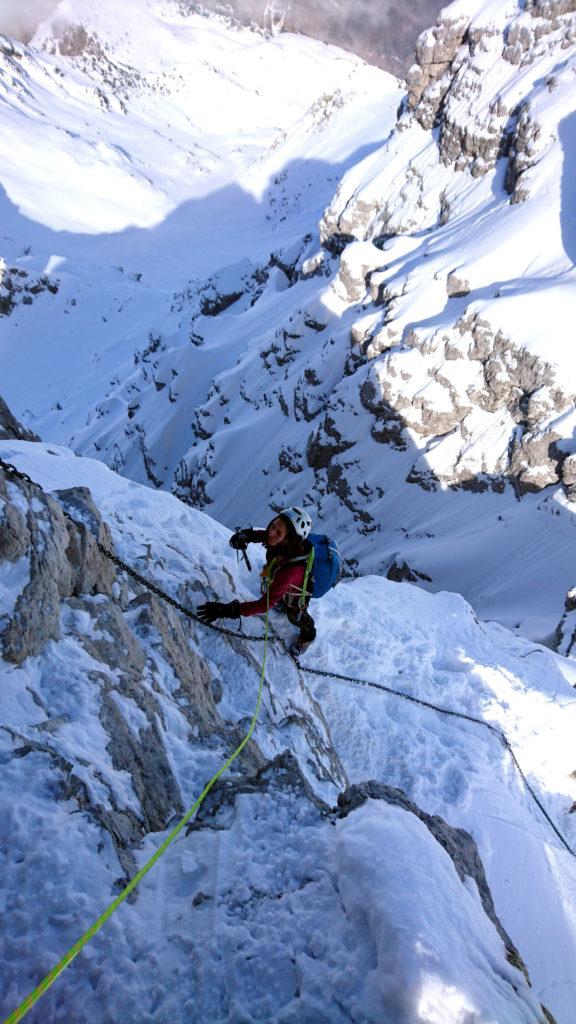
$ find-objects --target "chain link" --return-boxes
[1,455,574,857]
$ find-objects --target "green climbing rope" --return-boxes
[3,586,271,1024]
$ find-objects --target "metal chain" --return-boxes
[295,663,576,857]
[1,455,574,857]
[0,456,275,645]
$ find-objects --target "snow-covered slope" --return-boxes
[1,0,576,645]
[0,0,447,76]
[2,428,576,1022]
[0,0,400,502]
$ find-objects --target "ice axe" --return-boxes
[234,526,252,572]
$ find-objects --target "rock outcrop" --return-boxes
[555,586,576,657]
[0,396,40,442]
[0,453,348,888]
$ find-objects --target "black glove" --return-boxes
[230,529,251,551]
[197,599,240,625]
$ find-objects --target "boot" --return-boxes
[289,636,313,657]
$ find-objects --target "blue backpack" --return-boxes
[302,533,341,602]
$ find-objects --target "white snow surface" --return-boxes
[1,440,576,1022]
[2,0,576,645]
[2,5,576,1014]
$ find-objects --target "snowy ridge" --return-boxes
[1,433,576,1022]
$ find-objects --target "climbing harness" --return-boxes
[300,547,314,609]
[0,452,575,1022]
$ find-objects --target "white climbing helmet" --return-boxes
[279,506,312,540]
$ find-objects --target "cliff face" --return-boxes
[161,1,576,641]
[0,396,40,442]
[1,437,567,1023]
[314,0,576,504]
[0,0,446,76]
[2,1,576,636]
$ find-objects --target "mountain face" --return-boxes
[0,396,40,442]
[1,426,573,1023]
[2,7,576,1023]
[0,0,575,647]
[186,0,447,76]
[0,0,446,76]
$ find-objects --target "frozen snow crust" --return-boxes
[1,439,576,1022]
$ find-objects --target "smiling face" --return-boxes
[267,516,289,547]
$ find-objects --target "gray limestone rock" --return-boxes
[56,486,116,597]
[0,395,40,442]
[2,484,73,663]
[561,452,576,499]
[556,586,576,655]
[129,592,219,734]
[446,270,471,298]
[320,200,383,252]
[0,473,30,563]
[526,0,576,17]
[306,415,355,470]
[407,16,469,132]
[508,430,564,496]
[359,375,408,450]
[0,468,118,663]
[505,103,542,201]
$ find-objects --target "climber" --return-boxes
[197,506,317,656]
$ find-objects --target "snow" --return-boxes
[336,801,544,1023]
[2,1,576,1019]
[1,440,576,1022]
[3,0,573,654]
[0,0,401,471]
[0,553,30,618]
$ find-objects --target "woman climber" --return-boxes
[197,506,317,655]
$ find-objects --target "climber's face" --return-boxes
[267,516,288,547]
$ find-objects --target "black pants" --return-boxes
[284,599,316,643]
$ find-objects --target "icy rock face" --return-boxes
[0,448,572,1021]
[164,755,555,1024]
[0,464,210,874]
[0,456,348,885]
[0,396,39,442]
[0,475,115,662]
[337,780,530,978]
[314,0,576,509]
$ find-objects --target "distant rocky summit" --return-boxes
[186,0,446,75]
[0,0,446,76]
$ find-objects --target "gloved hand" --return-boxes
[229,529,251,551]
[197,599,240,625]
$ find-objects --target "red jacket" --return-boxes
[236,529,309,616]
[239,562,306,617]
